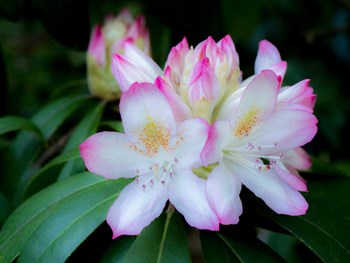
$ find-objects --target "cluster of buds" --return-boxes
[81,9,318,238]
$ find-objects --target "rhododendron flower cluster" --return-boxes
[81,27,318,238]
[87,9,150,100]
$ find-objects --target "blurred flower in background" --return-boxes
[87,9,150,100]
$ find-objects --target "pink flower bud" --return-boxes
[87,9,151,100]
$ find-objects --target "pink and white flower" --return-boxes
[201,70,318,225]
[87,9,150,100]
[80,82,219,238]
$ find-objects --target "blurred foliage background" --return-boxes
[1,0,350,262]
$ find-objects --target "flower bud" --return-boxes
[87,9,150,100]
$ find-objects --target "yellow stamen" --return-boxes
[138,118,171,156]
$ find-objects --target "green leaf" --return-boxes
[1,95,87,202]
[201,231,285,263]
[100,121,124,132]
[256,178,350,263]
[61,100,106,153]
[0,116,43,140]
[0,172,130,263]
[57,100,106,181]
[99,236,136,263]
[23,148,81,198]
[0,192,10,227]
[118,210,191,263]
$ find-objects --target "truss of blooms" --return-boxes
[81,18,318,238]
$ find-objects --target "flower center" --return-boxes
[138,119,171,156]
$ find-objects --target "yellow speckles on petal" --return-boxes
[139,118,171,156]
[234,109,260,137]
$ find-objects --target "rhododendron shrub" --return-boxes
[2,3,348,262]
[81,35,318,237]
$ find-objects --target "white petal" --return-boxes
[168,170,219,230]
[201,120,231,166]
[238,70,279,119]
[249,109,318,154]
[120,82,176,143]
[206,160,242,224]
[80,132,151,179]
[232,162,308,215]
[124,43,162,76]
[173,118,209,169]
[107,175,168,238]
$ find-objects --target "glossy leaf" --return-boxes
[256,178,350,263]
[201,231,285,263]
[1,95,87,202]
[116,210,191,263]
[0,192,10,227]
[23,148,81,198]
[0,116,43,140]
[57,100,106,181]
[0,172,130,263]
[99,236,136,263]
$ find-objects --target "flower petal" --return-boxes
[278,79,316,109]
[107,175,168,238]
[168,170,219,230]
[206,161,242,224]
[201,120,231,166]
[255,40,287,78]
[80,131,151,179]
[283,147,312,170]
[232,162,308,215]
[155,77,192,122]
[273,160,307,192]
[238,70,280,120]
[112,44,161,92]
[173,117,209,169]
[249,109,318,154]
[123,43,162,76]
[120,82,176,143]
[88,25,106,66]
[165,37,189,71]
[112,54,155,92]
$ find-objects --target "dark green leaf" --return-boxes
[0,172,130,263]
[99,236,136,263]
[61,100,105,153]
[120,210,191,263]
[201,231,285,263]
[0,116,43,140]
[23,148,81,198]
[1,95,87,202]
[0,192,10,227]
[100,121,124,132]
[57,100,106,181]
[256,178,350,263]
